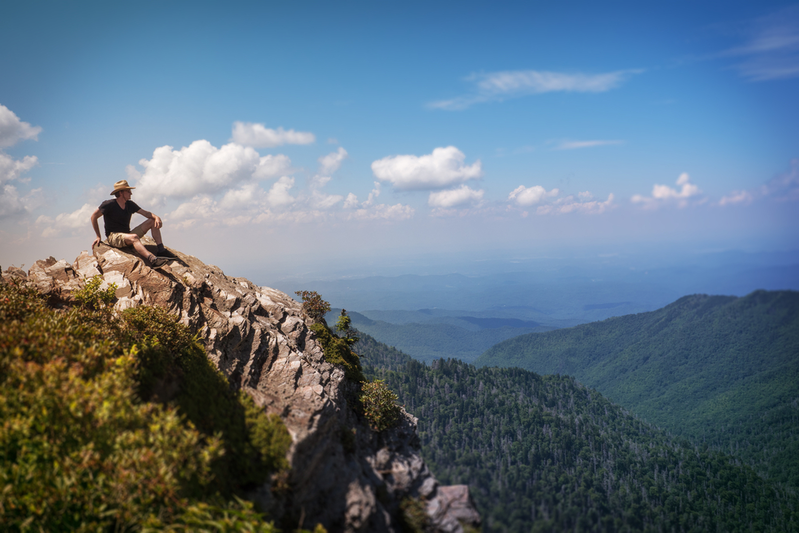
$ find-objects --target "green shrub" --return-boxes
[399,497,430,533]
[142,497,278,532]
[73,274,117,309]
[0,283,220,530]
[294,290,331,322]
[310,322,365,383]
[0,282,292,531]
[360,379,401,432]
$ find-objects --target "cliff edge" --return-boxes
[2,242,480,533]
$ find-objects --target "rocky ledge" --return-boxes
[2,241,480,533]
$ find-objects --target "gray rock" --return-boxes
[2,245,481,533]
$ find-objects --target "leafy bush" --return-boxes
[360,379,401,432]
[399,497,429,533]
[294,290,331,322]
[310,322,365,383]
[73,274,117,309]
[142,498,278,532]
[0,282,292,531]
[0,283,219,530]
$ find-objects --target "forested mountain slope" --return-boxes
[358,335,799,532]
[475,290,799,487]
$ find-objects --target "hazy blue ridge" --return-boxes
[357,333,799,533]
[475,289,799,487]
[330,309,557,363]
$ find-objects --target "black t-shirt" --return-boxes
[99,199,141,237]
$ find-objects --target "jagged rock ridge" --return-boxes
[2,242,480,533]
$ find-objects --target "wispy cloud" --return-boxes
[429,69,642,110]
[724,6,799,81]
[714,159,798,207]
[761,158,799,201]
[718,190,753,206]
[551,139,624,151]
[537,192,615,215]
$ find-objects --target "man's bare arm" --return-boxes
[90,208,103,248]
[137,209,162,229]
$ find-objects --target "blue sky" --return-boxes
[1,0,798,281]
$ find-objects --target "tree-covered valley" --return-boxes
[358,334,799,532]
[476,290,799,488]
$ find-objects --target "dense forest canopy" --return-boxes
[476,290,799,487]
[358,332,799,532]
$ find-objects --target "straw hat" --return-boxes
[110,180,136,196]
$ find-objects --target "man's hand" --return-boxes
[92,236,101,248]
[152,215,162,229]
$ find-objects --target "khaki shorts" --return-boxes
[106,221,149,248]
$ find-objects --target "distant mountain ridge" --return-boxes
[332,309,556,363]
[358,333,799,532]
[476,289,799,487]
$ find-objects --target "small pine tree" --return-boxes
[336,309,359,345]
[294,290,331,321]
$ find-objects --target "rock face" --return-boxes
[2,243,481,533]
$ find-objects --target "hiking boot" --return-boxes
[158,248,178,259]
[151,256,170,268]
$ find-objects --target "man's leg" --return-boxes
[131,219,162,245]
[121,233,157,263]
[131,219,174,257]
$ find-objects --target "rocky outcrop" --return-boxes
[2,242,480,533]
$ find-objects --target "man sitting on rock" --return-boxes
[90,180,176,268]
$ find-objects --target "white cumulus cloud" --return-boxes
[508,185,559,207]
[130,140,290,207]
[266,176,296,208]
[428,185,484,208]
[430,69,641,110]
[231,121,315,148]
[38,203,96,237]
[0,152,40,219]
[632,173,702,208]
[0,153,38,186]
[372,146,482,190]
[343,192,359,209]
[0,104,42,148]
[318,147,348,175]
